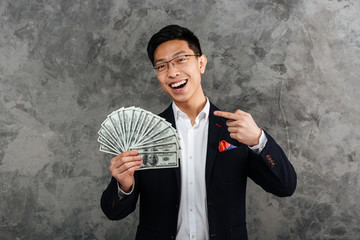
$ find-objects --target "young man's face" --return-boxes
[153,40,207,106]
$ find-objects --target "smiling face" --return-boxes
[153,40,207,108]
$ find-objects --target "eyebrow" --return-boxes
[154,51,187,64]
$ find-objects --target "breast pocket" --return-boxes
[217,147,248,184]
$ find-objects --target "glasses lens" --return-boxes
[155,63,167,73]
[153,55,197,74]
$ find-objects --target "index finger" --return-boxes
[213,110,241,120]
[120,150,139,157]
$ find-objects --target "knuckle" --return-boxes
[122,162,129,169]
[112,156,121,163]
[123,161,134,169]
[124,168,134,175]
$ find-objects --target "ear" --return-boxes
[198,55,207,74]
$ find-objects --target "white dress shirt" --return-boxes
[173,100,210,240]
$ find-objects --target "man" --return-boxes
[101,25,297,240]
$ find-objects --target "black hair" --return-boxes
[147,25,202,65]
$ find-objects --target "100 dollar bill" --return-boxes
[137,151,179,170]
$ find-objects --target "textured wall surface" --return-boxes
[1,0,359,239]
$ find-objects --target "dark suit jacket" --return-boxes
[101,102,297,240]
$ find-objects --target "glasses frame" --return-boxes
[152,54,201,75]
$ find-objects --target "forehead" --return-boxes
[153,40,194,62]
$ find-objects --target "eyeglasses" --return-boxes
[153,54,201,74]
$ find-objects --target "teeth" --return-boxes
[171,80,187,88]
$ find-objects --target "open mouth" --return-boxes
[169,80,188,89]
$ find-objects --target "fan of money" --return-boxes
[98,107,181,170]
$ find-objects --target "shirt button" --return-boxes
[190,208,193,212]
[192,235,195,239]
[189,156,192,159]
[189,181,193,184]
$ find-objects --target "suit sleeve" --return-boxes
[247,131,297,197]
[100,173,140,220]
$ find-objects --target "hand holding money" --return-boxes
[110,150,142,192]
[98,107,181,171]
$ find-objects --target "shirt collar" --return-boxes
[172,98,210,123]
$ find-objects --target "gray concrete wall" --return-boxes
[1,0,359,239]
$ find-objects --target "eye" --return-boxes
[155,64,166,71]
[175,56,188,63]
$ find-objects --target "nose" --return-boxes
[167,61,180,77]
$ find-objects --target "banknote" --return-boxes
[133,142,179,152]
[133,135,180,149]
[137,151,179,170]
[99,143,120,156]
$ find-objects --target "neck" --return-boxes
[174,94,207,126]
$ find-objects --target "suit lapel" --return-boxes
[158,104,181,200]
[205,103,225,189]
[159,104,176,129]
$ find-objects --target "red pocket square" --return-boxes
[218,140,237,152]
